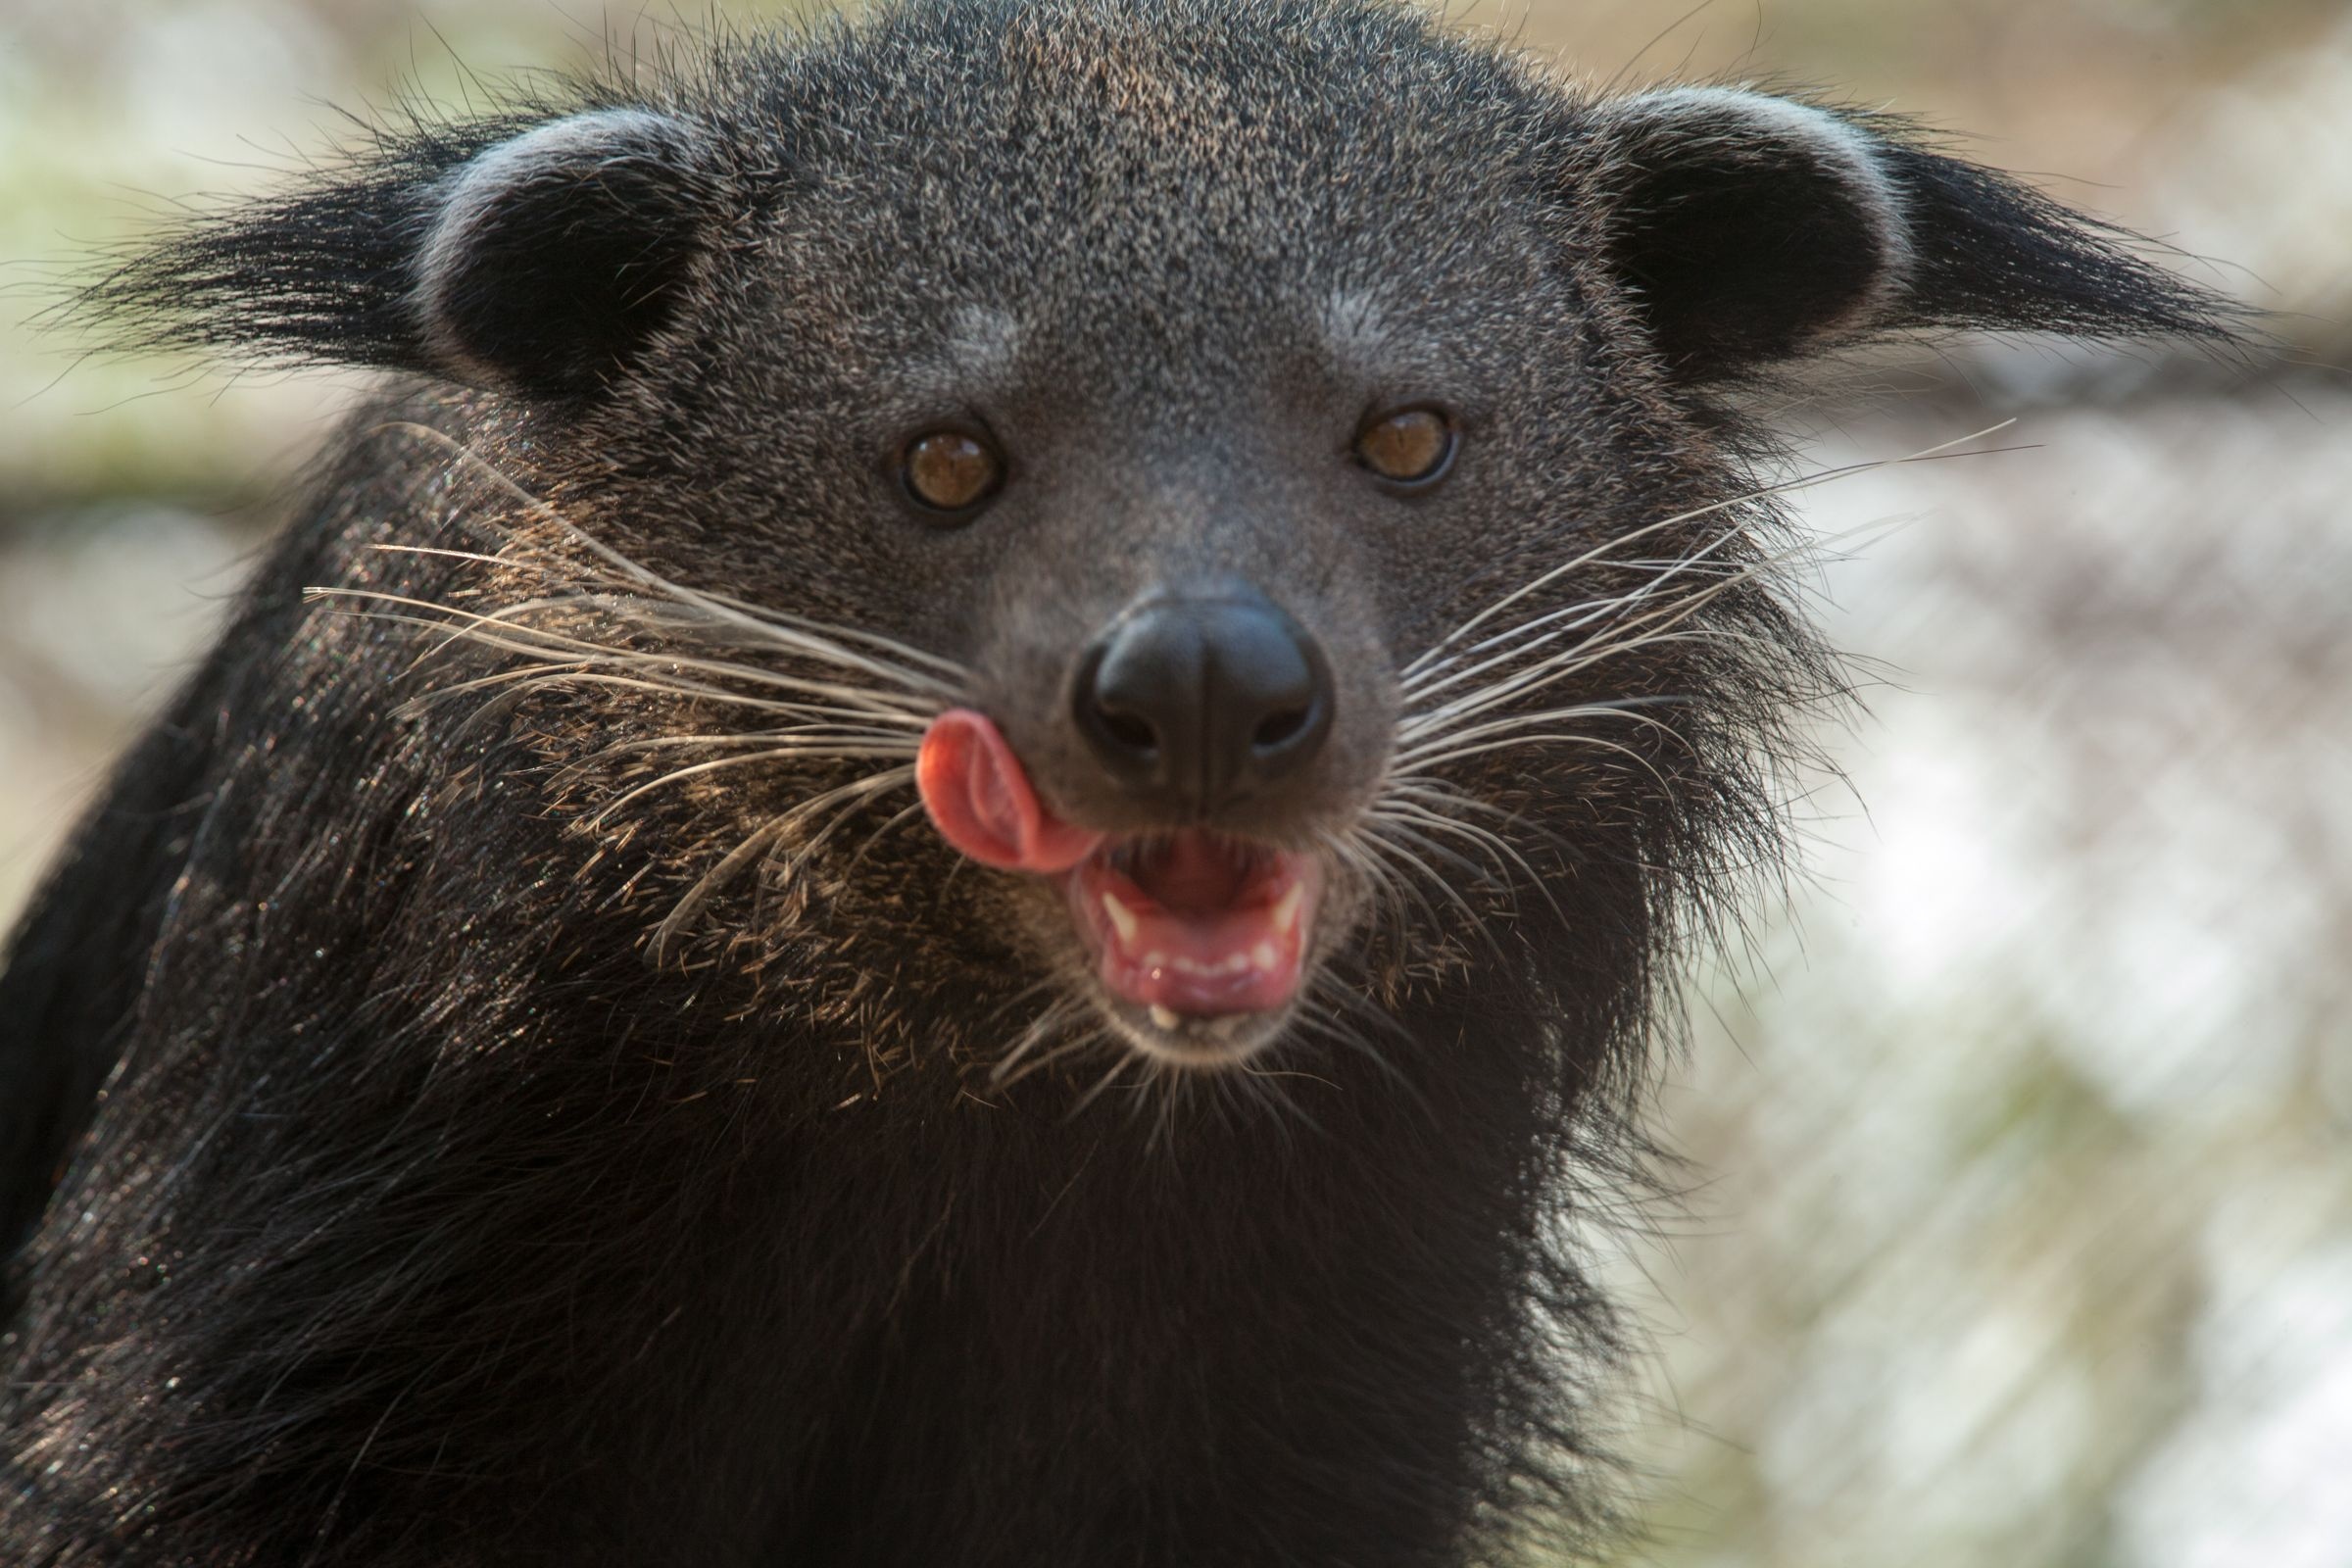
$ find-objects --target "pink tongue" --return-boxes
[917,710,1103,873]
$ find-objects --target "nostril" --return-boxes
[1075,643,1166,773]
[1100,708,1158,757]
[1251,704,1311,753]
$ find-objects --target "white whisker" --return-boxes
[375,422,969,698]
[1400,730,1677,794]
[582,730,921,763]
[311,590,940,719]
[1395,701,1690,769]
[1403,520,1753,705]
[584,745,923,827]
[1400,420,2011,680]
[1357,818,1493,937]
[1396,514,1899,742]
[403,662,926,733]
[1063,1054,1138,1121]
[1366,798,1562,924]
[992,997,1095,1087]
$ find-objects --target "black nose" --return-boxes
[1074,590,1334,815]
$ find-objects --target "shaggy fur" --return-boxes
[1,3,2231,1563]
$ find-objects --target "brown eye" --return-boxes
[1354,407,1456,486]
[902,429,1005,515]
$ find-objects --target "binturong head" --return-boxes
[81,0,2236,1078]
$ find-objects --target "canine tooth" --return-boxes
[1251,941,1280,969]
[1150,1004,1182,1031]
[1101,892,1140,946]
[1271,883,1304,936]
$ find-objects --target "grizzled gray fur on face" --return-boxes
[0,1,2231,1563]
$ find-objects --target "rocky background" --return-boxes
[3,2,2346,1563]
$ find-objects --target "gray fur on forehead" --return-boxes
[742,0,1545,167]
[709,0,1561,317]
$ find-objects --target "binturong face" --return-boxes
[94,1,2227,1081]
[640,9,1629,1071]
[616,8,1770,1070]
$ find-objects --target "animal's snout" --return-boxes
[1073,588,1334,817]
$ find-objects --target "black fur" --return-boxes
[2,3,2234,1563]
[1583,89,2233,382]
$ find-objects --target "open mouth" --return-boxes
[915,709,1322,1055]
[1067,833,1319,1024]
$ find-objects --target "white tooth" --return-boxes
[1224,954,1250,975]
[1172,956,1205,976]
[1271,883,1304,936]
[1150,1004,1182,1031]
[1252,941,1280,970]
[1143,950,1169,971]
[1101,892,1140,947]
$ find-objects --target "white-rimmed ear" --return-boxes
[1584,87,2233,382]
[83,106,724,400]
[414,110,717,395]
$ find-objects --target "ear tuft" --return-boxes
[1860,122,2236,345]
[1584,87,2240,384]
[75,105,723,400]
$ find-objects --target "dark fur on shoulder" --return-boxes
[1,3,2234,1563]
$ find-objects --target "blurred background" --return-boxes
[1,0,2345,1562]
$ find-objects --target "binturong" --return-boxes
[0,2,2236,1563]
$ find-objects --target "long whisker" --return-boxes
[371,423,970,698]
[765,767,927,888]
[579,730,922,763]
[1398,514,1833,716]
[1356,818,1494,939]
[583,745,921,827]
[1318,824,1435,952]
[841,799,932,875]
[992,997,1095,1087]
[365,539,971,695]
[1397,514,1903,743]
[1365,798,1565,926]
[1399,420,2013,678]
[1403,625,1793,755]
[1380,781,1583,872]
[1214,1066,1323,1141]
[1402,518,1756,706]
[372,546,975,693]
[1406,730,1679,796]
[399,662,925,734]
[1396,699,1691,767]
[1063,1054,1139,1121]
[995,1027,1115,1093]
[311,591,939,718]
[692,586,972,682]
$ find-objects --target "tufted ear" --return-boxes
[82,107,723,401]
[1583,87,2237,383]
